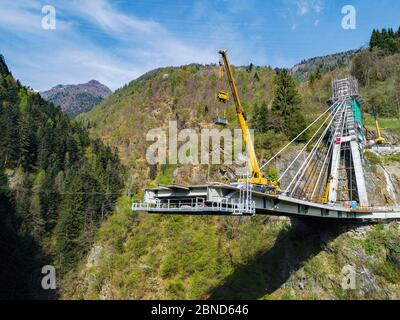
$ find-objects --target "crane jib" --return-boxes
[218,49,273,189]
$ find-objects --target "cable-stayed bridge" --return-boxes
[132,77,400,221]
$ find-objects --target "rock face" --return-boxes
[40,80,112,117]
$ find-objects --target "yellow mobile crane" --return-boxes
[373,106,386,145]
[321,175,333,204]
[218,49,278,192]
[217,60,229,103]
[375,117,385,145]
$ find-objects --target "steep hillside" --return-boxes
[64,47,400,300]
[0,54,124,298]
[78,63,330,190]
[352,50,400,122]
[63,210,400,300]
[41,80,112,117]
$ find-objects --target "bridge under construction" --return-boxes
[132,51,400,221]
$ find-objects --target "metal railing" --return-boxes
[132,197,256,215]
[132,197,204,211]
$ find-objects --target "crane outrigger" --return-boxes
[218,49,279,193]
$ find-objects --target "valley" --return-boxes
[1,26,400,300]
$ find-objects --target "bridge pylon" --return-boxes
[328,77,369,207]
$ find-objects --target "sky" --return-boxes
[0,0,399,91]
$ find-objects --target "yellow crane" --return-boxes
[218,49,278,191]
[217,60,229,103]
[372,107,386,145]
[321,175,333,204]
[375,118,385,145]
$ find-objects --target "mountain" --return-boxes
[63,48,400,299]
[291,50,359,82]
[2,29,400,300]
[40,80,112,117]
[0,54,124,298]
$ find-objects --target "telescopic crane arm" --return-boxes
[375,119,385,145]
[373,107,385,145]
[218,49,269,186]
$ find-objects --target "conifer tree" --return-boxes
[55,173,86,268]
[272,69,306,139]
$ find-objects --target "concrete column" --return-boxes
[350,141,369,207]
[328,142,341,203]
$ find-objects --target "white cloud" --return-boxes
[69,0,159,35]
[295,0,324,16]
[0,0,217,91]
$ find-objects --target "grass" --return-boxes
[364,150,382,172]
[385,153,400,163]
[364,114,400,131]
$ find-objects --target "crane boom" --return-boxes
[373,106,385,145]
[375,119,385,145]
[218,49,269,187]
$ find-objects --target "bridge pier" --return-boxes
[350,140,369,207]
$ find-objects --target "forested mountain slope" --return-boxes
[0,55,124,298]
[2,25,400,300]
[291,50,358,82]
[66,37,400,300]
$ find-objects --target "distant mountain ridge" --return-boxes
[40,80,112,117]
[291,49,360,81]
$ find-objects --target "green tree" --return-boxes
[272,69,306,139]
[369,26,400,54]
[370,29,380,49]
[55,172,87,269]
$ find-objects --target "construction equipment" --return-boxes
[218,49,279,192]
[321,176,332,204]
[372,106,386,145]
[216,60,229,103]
[213,117,229,125]
[375,118,385,145]
[214,60,229,125]
[217,91,229,103]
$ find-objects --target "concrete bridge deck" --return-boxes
[132,183,400,221]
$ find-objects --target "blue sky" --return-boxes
[0,0,399,91]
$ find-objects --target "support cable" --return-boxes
[260,100,341,171]
[329,99,349,202]
[310,127,335,200]
[310,99,346,199]
[278,102,342,185]
[289,108,340,195]
[284,101,344,194]
[296,146,327,199]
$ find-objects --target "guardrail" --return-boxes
[132,197,256,215]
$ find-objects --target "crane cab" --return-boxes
[217,91,229,103]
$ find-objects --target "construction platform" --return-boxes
[132,183,400,221]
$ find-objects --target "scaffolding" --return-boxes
[332,76,359,100]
